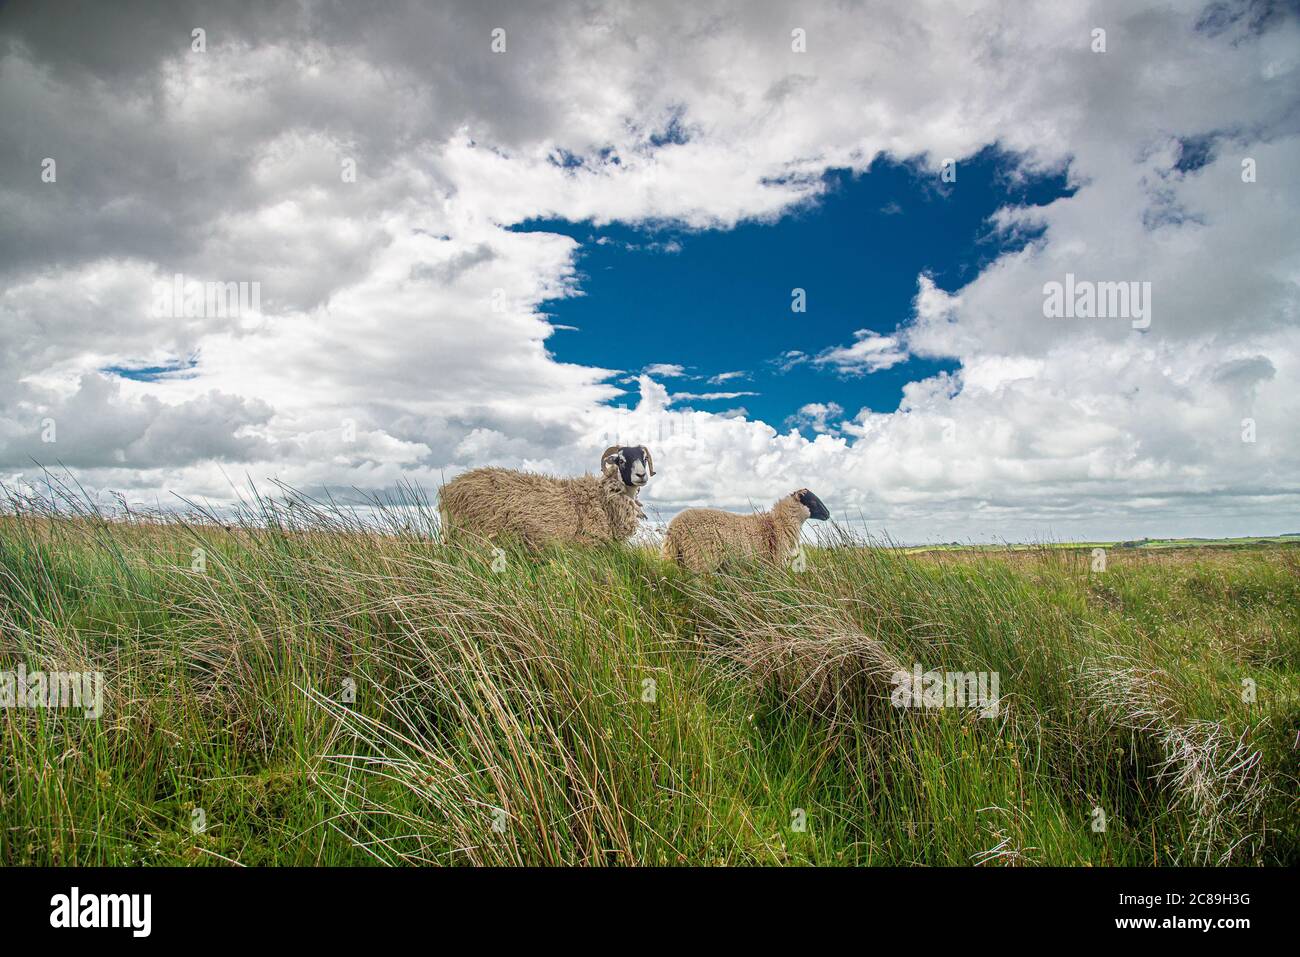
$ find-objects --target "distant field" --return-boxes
[903,534,1300,554]
[1,496,1297,866]
[1134,535,1300,548]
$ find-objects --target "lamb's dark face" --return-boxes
[602,445,655,489]
[794,488,830,521]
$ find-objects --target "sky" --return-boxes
[1,0,1297,543]
[513,153,1069,429]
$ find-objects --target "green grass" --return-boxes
[1,485,1297,866]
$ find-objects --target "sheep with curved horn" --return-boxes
[438,445,656,548]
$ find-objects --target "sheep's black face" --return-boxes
[796,489,830,521]
[604,445,655,488]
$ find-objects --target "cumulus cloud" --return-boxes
[786,402,846,435]
[1,0,1297,540]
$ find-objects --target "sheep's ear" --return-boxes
[641,446,655,475]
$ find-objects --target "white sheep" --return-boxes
[661,488,830,572]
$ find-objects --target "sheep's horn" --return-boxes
[641,445,655,476]
[600,445,621,468]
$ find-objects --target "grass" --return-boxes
[1,481,1296,866]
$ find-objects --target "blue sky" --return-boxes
[517,150,1072,434]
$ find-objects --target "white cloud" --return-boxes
[786,402,845,435]
[670,391,760,403]
[644,363,687,378]
[812,330,910,376]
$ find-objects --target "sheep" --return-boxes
[437,445,655,548]
[661,488,830,572]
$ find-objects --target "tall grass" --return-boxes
[1,480,1296,866]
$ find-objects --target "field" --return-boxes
[1,487,1297,866]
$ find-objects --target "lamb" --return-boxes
[661,488,830,572]
[438,445,655,548]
